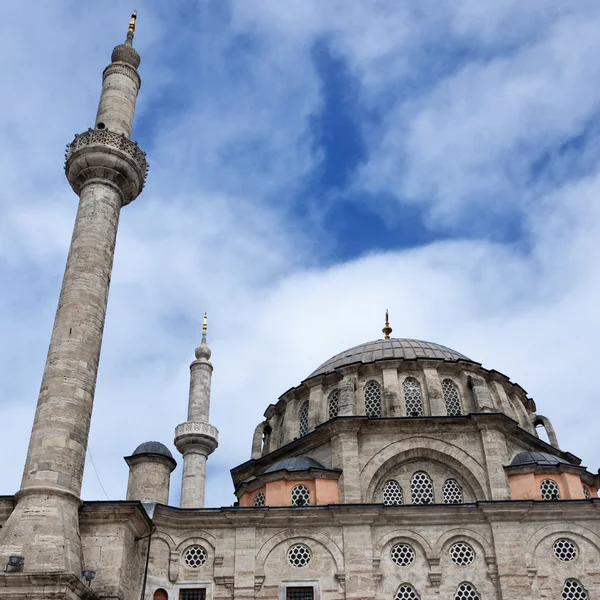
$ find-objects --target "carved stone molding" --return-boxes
[215,576,234,594]
[335,573,346,591]
[254,575,265,592]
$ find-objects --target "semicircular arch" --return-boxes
[374,529,433,560]
[362,437,488,502]
[175,530,217,553]
[526,523,600,564]
[434,528,494,558]
[255,528,343,574]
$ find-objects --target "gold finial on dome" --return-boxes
[382,309,392,340]
[128,11,137,33]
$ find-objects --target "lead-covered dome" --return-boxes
[132,441,174,460]
[308,338,474,378]
[265,456,326,473]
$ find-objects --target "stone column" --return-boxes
[381,366,401,416]
[175,322,219,508]
[469,376,495,411]
[307,378,324,431]
[422,366,445,416]
[0,22,146,575]
[341,523,375,600]
[338,369,357,417]
[332,425,362,503]
[478,425,511,500]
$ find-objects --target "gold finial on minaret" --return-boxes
[128,11,137,33]
[201,312,208,344]
[382,309,392,340]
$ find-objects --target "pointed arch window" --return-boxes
[403,378,423,417]
[443,479,463,504]
[442,379,462,416]
[410,471,434,504]
[383,480,403,505]
[454,583,480,599]
[328,389,340,419]
[562,579,588,599]
[540,478,560,500]
[364,381,382,417]
[299,402,308,437]
[393,584,420,600]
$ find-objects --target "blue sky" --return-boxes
[1,1,600,507]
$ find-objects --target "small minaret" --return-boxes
[174,314,219,508]
[0,13,147,574]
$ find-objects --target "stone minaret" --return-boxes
[0,14,147,574]
[174,314,219,508]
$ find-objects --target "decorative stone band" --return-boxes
[174,421,219,456]
[102,61,141,89]
[65,129,148,205]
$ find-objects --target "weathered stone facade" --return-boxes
[1,15,599,600]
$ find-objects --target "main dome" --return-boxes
[308,338,474,378]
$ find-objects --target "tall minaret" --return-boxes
[0,14,147,574]
[174,314,219,508]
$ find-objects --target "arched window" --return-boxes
[328,389,340,419]
[393,584,420,600]
[383,480,403,505]
[153,590,168,600]
[442,379,462,416]
[403,378,423,417]
[253,491,265,507]
[291,484,311,506]
[410,471,434,504]
[540,478,560,500]
[454,582,480,599]
[299,402,308,437]
[562,579,588,599]
[582,484,592,499]
[443,479,463,504]
[364,381,382,417]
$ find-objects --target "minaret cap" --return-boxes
[111,10,141,68]
[382,309,392,340]
[195,313,212,361]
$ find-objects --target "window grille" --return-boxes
[454,583,480,599]
[286,588,314,600]
[183,545,207,568]
[287,544,311,567]
[291,484,311,506]
[442,379,462,416]
[253,491,265,507]
[582,485,591,499]
[393,584,420,600]
[410,471,434,504]
[562,579,588,600]
[383,480,403,505]
[179,590,206,600]
[449,542,475,566]
[328,389,340,419]
[403,378,423,417]
[299,402,308,437]
[390,543,415,566]
[553,539,577,562]
[443,479,463,504]
[540,478,560,500]
[364,381,382,417]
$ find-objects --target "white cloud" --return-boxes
[0,1,599,510]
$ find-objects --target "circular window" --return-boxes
[553,539,578,562]
[390,543,415,566]
[394,584,419,600]
[184,545,207,568]
[287,544,311,567]
[449,542,475,566]
[290,484,311,506]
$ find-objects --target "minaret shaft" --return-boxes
[175,318,219,508]
[0,17,146,575]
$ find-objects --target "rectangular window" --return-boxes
[179,590,206,600]
[286,587,314,600]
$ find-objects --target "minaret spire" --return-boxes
[0,14,147,577]
[174,314,219,508]
[382,309,393,340]
[126,10,137,45]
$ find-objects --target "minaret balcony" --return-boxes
[65,128,148,205]
[174,421,219,456]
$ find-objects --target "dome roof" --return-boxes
[509,451,571,468]
[265,456,326,473]
[308,338,473,378]
[132,441,174,460]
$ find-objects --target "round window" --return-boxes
[287,543,311,567]
[184,545,207,568]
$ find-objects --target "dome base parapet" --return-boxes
[65,128,148,205]
[174,421,218,456]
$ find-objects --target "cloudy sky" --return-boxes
[1,1,600,507]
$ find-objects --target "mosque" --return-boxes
[0,13,598,600]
